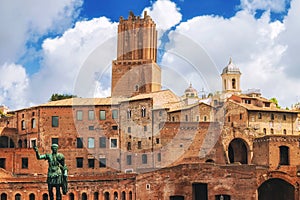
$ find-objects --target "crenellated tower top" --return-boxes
[116,11,157,62]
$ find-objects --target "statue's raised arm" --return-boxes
[33,146,46,160]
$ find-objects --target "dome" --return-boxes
[185,83,198,98]
[222,58,241,74]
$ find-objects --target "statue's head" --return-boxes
[51,144,59,153]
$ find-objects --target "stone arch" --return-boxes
[93,192,99,200]
[121,191,126,200]
[29,193,35,200]
[14,193,21,200]
[0,136,14,148]
[1,193,7,200]
[104,192,110,200]
[81,192,87,200]
[69,192,75,200]
[114,191,118,199]
[228,138,249,164]
[42,193,48,200]
[258,178,294,200]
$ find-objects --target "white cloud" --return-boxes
[0,0,83,64]
[0,63,29,109]
[240,0,289,13]
[29,17,118,104]
[143,0,182,30]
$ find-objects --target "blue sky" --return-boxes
[0,0,299,110]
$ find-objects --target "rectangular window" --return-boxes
[142,154,147,164]
[185,115,188,122]
[196,116,200,122]
[99,137,106,148]
[138,141,142,149]
[88,126,94,130]
[141,107,146,117]
[156,138,160,144]
[240,113,243,120]
[128,127,131,133]
[88,159,95,168]
[21,120,26,130]
[22,157,28,169]
[77,138,83,148]
[127,155,132,165]
[88,110,95,120]
[144,126,147,131]
[157,153,161,162]
[0,158,5,169]
[52,116,59,127]
[112,125,118,130]
[31,118,36,128]
[110,138,118,148]
[77,110,83,121]
[52,138,59,145]
[76,157,83,168]
[99,158,106,168]
[112,110,118,119]
[283,115,286,120]
[127,142,131,150]
[30,139,37,148]
[88,137,95,148]
[100,110,106,120]
[258,113,262,119]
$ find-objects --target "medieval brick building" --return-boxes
[1,11,300,200]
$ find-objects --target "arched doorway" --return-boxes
[258,178,294,200]
[228,138,248,164]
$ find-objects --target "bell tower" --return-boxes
[221,58,241,94]
[111,11,161,97]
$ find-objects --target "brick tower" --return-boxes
[111,11,161,97]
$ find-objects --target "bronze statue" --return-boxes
[34,144,68,200]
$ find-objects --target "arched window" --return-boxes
[104,192,110,200]
[122,191,126,200]
[270,128,274,134]
[1,193,7,200]
[232,78,236,89]
[29,193,35,200]
[271,113,274,120]
[283,129,287,135]
[141,106,146,117]
[224,79,227,90]
[129,191,133,200]
[15,194,21,200]
[82,193,87,200]
[114,192,118,200]
[263,128,267,134]
[94,192,99,200]
[279,146,289,165]
[69,193,75,200]
[42,193,48,200]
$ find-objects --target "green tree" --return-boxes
[50,93,77,101]
[269,97,281,109]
